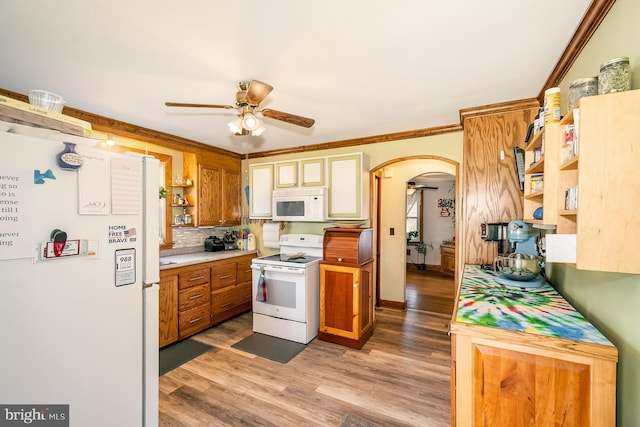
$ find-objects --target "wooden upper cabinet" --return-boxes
[222,169,241,225]
[549,89,640,273]
[461,105,537,265]
[198,164,222,227]
[183,151,242,227]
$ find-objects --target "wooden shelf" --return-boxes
[525,130,544,151]
[558,209,578,216]
[524,218,543,224]
[525,158,544,174]
[170,204,194,208]
[559,156,579,170]
[524,189,544,199]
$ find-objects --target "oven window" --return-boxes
[276,200,305,217]
[264,277,297,308]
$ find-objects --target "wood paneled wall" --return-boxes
[461,102,538,265]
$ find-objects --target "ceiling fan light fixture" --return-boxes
[227,116,242,133]
[241,112,260,131]
[251,124,266,136]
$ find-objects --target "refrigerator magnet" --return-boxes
[115,248,136,287]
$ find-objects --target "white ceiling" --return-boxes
[0,0,592,155]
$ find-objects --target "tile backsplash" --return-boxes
[162,226,237,255]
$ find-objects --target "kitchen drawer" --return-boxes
[178,304,211,338]
[211,282,252,324]
[178,283,211,312]
[211,282,251,314]
[236,256,255,284]
[178,266,210,290]
[211,262,237,291]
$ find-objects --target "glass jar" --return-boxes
[568,77,598,109]
[598,57,630,95]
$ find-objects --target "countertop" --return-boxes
[453,265,613,346]
[160,250,258,270]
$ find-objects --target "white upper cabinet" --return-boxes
[327,153,369,220]
[300,158,324,187]
[249,152,369,221]
[275,161,298,188]
[249,163,273,218]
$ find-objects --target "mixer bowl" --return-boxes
[495,253,541,281]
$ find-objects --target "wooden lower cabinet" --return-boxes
[440,244,455,276]
[158,253,256,348]
[451,266,618,426]
[319,261,374,349]
[451,333,617,426]
[158,274,178,348]
[177,266,211,339]
[210,254,255,325]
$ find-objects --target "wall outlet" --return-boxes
[199,235,205,244]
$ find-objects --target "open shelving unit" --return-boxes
[523,123,559,226]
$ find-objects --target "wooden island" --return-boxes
[450,265,618,426]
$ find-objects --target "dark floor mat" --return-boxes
[231,333,306,363]
[159,339,212,375]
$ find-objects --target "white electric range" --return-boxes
[251,233,323,344]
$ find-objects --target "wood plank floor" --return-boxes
[405,268,456,314]
[159,270,455,427]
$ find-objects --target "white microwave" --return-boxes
[272,187,327,222]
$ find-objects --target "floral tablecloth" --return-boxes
[455,265,612,346]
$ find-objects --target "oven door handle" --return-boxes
[251,265,306,274]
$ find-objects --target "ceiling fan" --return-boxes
[408,181,439,191]
[165,80,315,136]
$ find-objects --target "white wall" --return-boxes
[378,159,458,302]
[406,179,456,266]
[242,131,463,305]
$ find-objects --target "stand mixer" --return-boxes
[494,219,545,288]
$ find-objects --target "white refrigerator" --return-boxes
[0,122,159,427]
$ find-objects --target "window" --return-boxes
[406,190,421,242]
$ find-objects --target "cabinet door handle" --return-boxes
[243,269,251,273]
[219,274,231,279]
[189,317,203,324]
[189,294,204,300]
[219,302,233,309]
[189,275,205,281]
[338,257,343,262]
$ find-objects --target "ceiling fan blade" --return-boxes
[165,102,235,109]
[245,80,273,105]
[261,109,315,128]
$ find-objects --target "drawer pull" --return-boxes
[219,303,233,309]
[189,275,205,281]
[189,294,204,300]
[338,257,343,262]
[243,269,251,273]
[219,274,231,279]
[189,317,203,324]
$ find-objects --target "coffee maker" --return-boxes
[480,222,511,256]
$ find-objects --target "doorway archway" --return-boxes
[371,156,459,309]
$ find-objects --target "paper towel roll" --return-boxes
[263,222,281,248]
